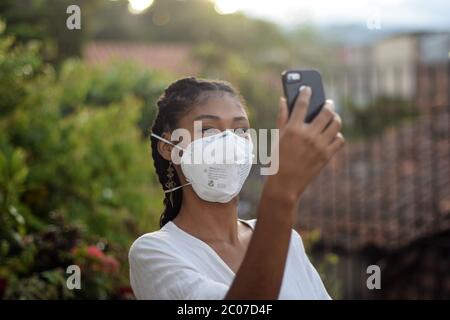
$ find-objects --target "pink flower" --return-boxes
[86,245,105,259]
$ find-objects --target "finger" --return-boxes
[326,132,345,158]
[321,113,342,144]
[289,86,311,125]
[277,97,289,130]
[325,99,335,111]
[309,102,335,136]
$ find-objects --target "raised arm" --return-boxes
[225,86,345,299]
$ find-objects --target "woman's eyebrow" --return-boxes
[193,114,221,121]
[233,116,249,123]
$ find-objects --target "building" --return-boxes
[336,32,450,108]
[84,41,199,75]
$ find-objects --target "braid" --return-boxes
[150,77,242,227]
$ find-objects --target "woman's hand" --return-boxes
[266,86,345,205]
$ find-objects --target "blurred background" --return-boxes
[0,0,449,299]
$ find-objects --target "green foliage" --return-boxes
[0,0,101,62]
[302,230,343,299]
[0,27,166,299]
[341,96,419,139]
[302,229,342,299]
[1,212,127,299]
[93,0,287,54]
[192,44,280,130]
[4,270,74,300]
[286,25,337,70]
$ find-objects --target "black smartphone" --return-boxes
[281,69,326,123]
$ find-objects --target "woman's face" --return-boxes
[158,92,250,184]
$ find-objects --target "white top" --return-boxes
[129,219,331,300]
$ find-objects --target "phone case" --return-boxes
[281,69,326,123]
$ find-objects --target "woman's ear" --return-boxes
[157,133,173,162]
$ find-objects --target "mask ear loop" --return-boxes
[164,183,191,193]
[151,132,192,193]
[151,133,185,151]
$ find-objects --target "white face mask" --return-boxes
[152,130,254,203]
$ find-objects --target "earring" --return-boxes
[165,162,177,207]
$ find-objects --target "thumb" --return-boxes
[277,97,289,130]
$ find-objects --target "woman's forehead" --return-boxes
[187,94,247,120]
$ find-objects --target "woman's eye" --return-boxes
[234,127,249,136]
[202,128,220,137]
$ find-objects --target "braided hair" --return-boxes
[151,77,244,227]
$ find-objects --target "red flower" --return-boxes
[71,244,119,274]
[86,245,105,259]
[117,286,135,299]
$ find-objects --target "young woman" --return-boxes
[129,77,345,299]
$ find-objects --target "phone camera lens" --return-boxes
[287,72,301,82]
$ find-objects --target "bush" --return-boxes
[341,95,419,139]
[0,25,168,299]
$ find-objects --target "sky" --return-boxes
[211,0,450,30]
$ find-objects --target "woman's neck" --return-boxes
[172,188,240,245]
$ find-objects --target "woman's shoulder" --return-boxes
[128,223,177,261]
